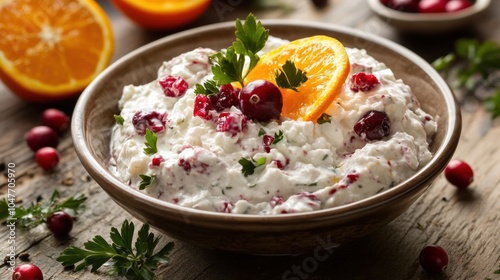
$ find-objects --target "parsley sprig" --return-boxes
[239,157,267,177]
[196,13,269,94]
[57,220,173,280]
[143,128,158,156]
[275,60,308,91]
[433,38,500,119]
[0,190,86,229]
[139,174,156,190]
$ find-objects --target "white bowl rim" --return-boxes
[367,0,491,22]
[72,19,461,223]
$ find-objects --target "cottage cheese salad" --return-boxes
[109,17,436,215]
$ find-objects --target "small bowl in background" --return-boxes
[72,20,461,255]
[368,0,491,33]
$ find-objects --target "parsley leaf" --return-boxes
[317,113,332,124]
[239,157,267,177]
[275,60,308,92]
[143,129,158,156]
[205,13,269,88]
[258,128,266,136]
[139,175,156,190]
[114,114,124,125]
[0,190,86,229]
[57,220,174,280]
[272,130,284,144]
[194,80,219,95]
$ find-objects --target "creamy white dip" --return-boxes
[110,37,437,215]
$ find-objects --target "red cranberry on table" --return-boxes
[444,159,473,188]
[46,211,74,238]
[41,108,69,133]
[25,126,59,152]
[419,245,449,273]
[239,79,283,122]
[12,263,44,280]
[35,147,59,171]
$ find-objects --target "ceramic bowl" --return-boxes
[367,0,491,33]
[72,20,461,255]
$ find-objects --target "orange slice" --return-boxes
[0,0,114,102]
[110,0,212,30]
[244,35,350,122]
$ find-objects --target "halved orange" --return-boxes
[0,0,114,102]
[110,0,212,30]
[244,35,350,122]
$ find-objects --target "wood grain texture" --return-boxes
[1,0,499,279]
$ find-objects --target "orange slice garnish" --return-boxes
[0,0,114,102]
[110,0,212,30]
[244,35,350,122]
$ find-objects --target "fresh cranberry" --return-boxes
[350,73,380,92]
[41,108,69,133]
[221,201,234,213]
[12,263,43,280]
[132,110,167,135]
[419,0,447,13]
[354,110,391,141]
[445,0,473,12]
[210,84,240,112]
[239,80,283,122]
[272,160,287,170]
[178,159,191,172]
[215,112,247,135]
[25,126,59,152]
[384,0,420,12]
[419,245,449,273]
[46,211,73,238]
[193,95,214,120]
[444,159,474,188]
[35,147,59,171]
[158,75,188,97]
[346,173,359,183]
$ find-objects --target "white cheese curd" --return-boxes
[109,36,437,215]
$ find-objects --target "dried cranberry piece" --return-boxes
[216,112,247,136]
[132,110,167,135]
[210,84,240,112]
[350,72,380,92]
[193,95,214,120]
[354,110,391,141]
[159,75,188,97]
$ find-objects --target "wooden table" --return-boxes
[1,0,499,279]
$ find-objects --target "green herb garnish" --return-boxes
[200,13,269,89]
[138,174,156,190]
[0,190,86,229]
[57,220,174,280]
[114,114,124,125]
[194,80,219,95]
[433,38,500,119]
[317,113,332,124]
[239,157,267,177]
[258,128,266,136]
[272,130,284,144]
[143,128,158,156]
[275,60,308,91]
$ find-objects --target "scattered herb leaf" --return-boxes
[239,157,267,177]
[143,129,158,156]
[194,80,219,95]
[484,89,500,119]
[258,128,266,136]
[317,113,332,124]
[139,175,156,190]
[114,114,124,125]
[275,60,308,91]
[0,190,86,229]
[57,220,174,280]
[272,130,284,144]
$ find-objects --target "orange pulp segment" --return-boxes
[244,35,350,122]
[0,0,114,102]
[110,0,212,30]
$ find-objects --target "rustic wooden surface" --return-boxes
[1,0,499,279]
